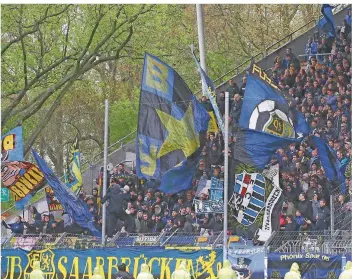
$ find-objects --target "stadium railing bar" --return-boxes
[264,230,352,256]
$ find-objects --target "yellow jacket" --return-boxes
[171,261,191,279]
[284,263,301,279]
[137,264,154,279]
[217,260,237,279]
[30,261,44,279]
[339,261,352,279]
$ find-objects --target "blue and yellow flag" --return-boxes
[136,53,210,194]
[64,136,82,195]
[1,126,24,162]
[32,149,101,237]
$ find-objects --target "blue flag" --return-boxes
[32,149,101,237]
[232,129,300,170]
[317,4,336,38]
[312,136,345,188]
[239,64,309,137]
[136,53,209,194]
[1,126,24,162]
[191,48,224,134]
[64,136,82,195]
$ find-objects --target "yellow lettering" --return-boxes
[147,257,161,275]
[9,256,22,279]
[27,168,44,182]
[18,176,34,191]
[133,256,142,279]
[145,55,169,94]
[107,257,119,279]
[160,258,173,279]
[58,256,68,279]
[24,172,39,185]
[82,257,92,279]
[139,139,158,177]
[9,185,26,198]
[96,257,105,279]
[252,64,261,75]
[186,259,195,278]
[69,257,79,279]
[2,134,15,152]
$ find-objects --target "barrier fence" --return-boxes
[2,231,226,250]
[264,230,352,256]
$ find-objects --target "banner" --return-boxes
[229,165,282,242]
[194,199,224,214]
[2,247,223,279]
[45,186,63,212]
[64,136,82,195]
[1,126,24,162]
[1,161,45,208]
[228,245,265,279]
[136,53,209,194]
[194,177,224,213]
[191,48,224,135]
[207,111,219,133]
[32,149,101,237]
[268,252,342,279]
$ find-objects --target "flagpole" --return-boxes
[102,99,109,245]
[223,91,229,261]
[196,4,207,95]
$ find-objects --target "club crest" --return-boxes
[24,248,55,279]
[230,171,266,226]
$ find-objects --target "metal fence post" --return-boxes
[330,195,334,233]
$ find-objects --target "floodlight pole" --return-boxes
[102,99,109,245]
[223,91,229,261]
[196,4,207,94]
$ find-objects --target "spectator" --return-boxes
[114,264,134,279]
[297,193,313,222]
[316,199,330,230]
[2,216,24,234]
[285,215,297,231]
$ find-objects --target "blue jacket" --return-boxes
[2,220,24,234]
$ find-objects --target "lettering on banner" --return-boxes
[3,248,223,279]
[194,199,224,214]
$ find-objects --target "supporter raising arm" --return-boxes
[2,216,24,234]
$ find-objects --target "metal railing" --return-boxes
[2,231,224,249]
[1,130,137,219]
[265,230,352,256]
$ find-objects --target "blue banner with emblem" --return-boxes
[136,53,209,194]
[1,126,24,162]
[228,245,265,279]
[268,252,342,279]
[239,64,309,137]
[1,247,222,279]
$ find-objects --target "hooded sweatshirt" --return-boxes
[339,261,352,279]
[217,260,237,279]
[171,261,191,279]
[137,264,154,279]
[284,262,301,279]
[30,261,44,279]
[92,267,104,279]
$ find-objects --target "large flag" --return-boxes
[136,53,209,194]
[317,4,336,38]
[64,136,82,195]
[1,126,24,162]
[191,48,224,134]
[239,64,309,137]
[1,161,45,209]
[232,129,301,170]
[32,149,101,237]
[311,136,345,188]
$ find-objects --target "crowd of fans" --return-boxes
[2,9,351,238]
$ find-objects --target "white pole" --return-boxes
[196,4,207,95]
[101,99,109,245]
[223,91,229,261]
